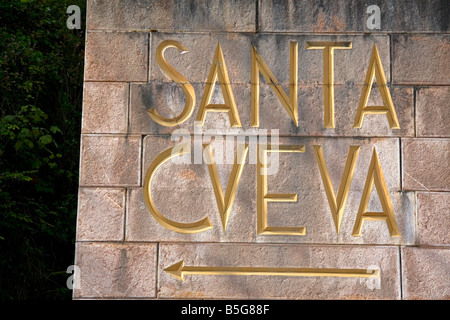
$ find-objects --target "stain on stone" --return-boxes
[179,169,196,180]
[273,0,289,31]
[313,8,327,32]
[333,15,346,31]
[188,0,197,14]
[436,0,450,31]
[117,248,129,292]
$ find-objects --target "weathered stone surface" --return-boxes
[130,83,411,136]
[76,0,449,301]
[254,84,411,136]
[79,135,141,187]
[393,35,450,85]
[76,188,125,241]
[74,242,157,298]
[255,35,390,86]
[142,136,402,192]
[127,188,415,245]
[126,185,256,243]
[402,138,450,191]
[84,31,148,82]
[159,243,400,299]
[82,82,129,134]
[150,33,390,85]
[416,87,450,137]
[260,0,450,33]
[130,82,253,135]
[402,247,450,300]
[87,0,256,32]
[417,192,450,246]
[150,33,253,84]
[129,136,415,244]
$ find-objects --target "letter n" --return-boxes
[251,42,298,127]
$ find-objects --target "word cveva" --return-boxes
[144,142,400,238]
[143,39,401,238]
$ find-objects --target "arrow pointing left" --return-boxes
[164,260,380,282]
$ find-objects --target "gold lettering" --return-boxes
[147,40,196,126]
[143,143,213,233]
[257,144,306,235]
[203,143,249,232]
[306,41,352,128]
[353,44,400,129]
[165,260,380,282]
[313,145,360,234]
[251,42,298,127]
[351,148,400,237]
[196,42,241,127]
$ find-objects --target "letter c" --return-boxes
[143,143,213,233]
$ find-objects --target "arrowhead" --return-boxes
[164,260,185,281]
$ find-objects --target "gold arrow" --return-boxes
[164,260,379,282]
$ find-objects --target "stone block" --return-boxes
[150,33,253,84]
[84,31,148,82]
[258,84,413,137]
[253,34,390,86]
[259,0,450,33]
[150,33,390,86]
[417,192,450,246]
[79,135,141,187]
[402,138,450,191]
[393,35,450,85]
[74,242,157,298]
[416,87,450,137]
[158,243,400,299]
[130,83,411,137]
[130,82,253,135]
[402,247,450,300]
[76,188,125,241]
[82,82,129,134]
[87,0,256,32]
[76,0,450,301]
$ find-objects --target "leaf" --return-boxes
[50,126,62,134]
[39,134,53,145]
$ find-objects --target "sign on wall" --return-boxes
[74,0,450,301]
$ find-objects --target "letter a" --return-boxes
[366,5,381,30]
[352,148,400,237]
[354,44,400,129]
[196,42,241,127]
[66,5,81,30]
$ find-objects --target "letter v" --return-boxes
[313,145,360,234]
[203,143,249,232]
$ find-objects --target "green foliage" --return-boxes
[0,0,85,299]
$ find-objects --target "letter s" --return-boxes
[147,40,196,126]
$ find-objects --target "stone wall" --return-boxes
[74,0,449,299]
